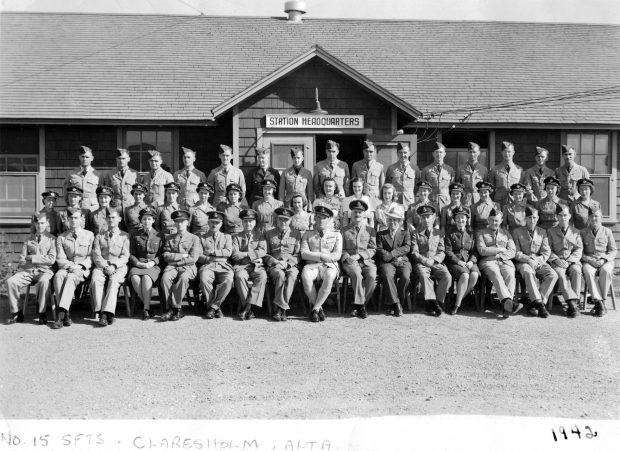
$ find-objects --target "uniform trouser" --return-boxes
[378,261,411,305]
[516,262,557,304]
[413,263,451,303]
[551,263,581,301]
[234,264,267,307]
[6,269,53,314]
[268,266,299,310]
[479,259,515,301]
[90,266,128,314]
[54,269,87,311]
[160,265,197,310]
[301,263,339,310]
[342,261,377,306]
[582,261,614,302]
[199,264,234,309]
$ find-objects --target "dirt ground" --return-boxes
[0,291,619,420]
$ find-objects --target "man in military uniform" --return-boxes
[580,207,617,317]
[217,183,244,234]
[106,148,139,214]
[301,205,343,322]
[455,142,488,207]
[279,146,314,208]
[264,207,301,321]
[231,209,268,320]
[476,208,517,318]
[247,147,281,205]
[512,207,557,318]
[385,142,419,208]
[155,182,181,235]
[470,181,500,233]
[198,210,234,319]
[64,146,101,211]
[252,178,283,232]
[189,182,215,236]
[341,200,377,319]
[547,204,583,317]
[351,140,385,200]
[535,176,567,230]
[421,142,455,211]
[32,191,62,236]
[52,208,95,329]
[489,141,523,206]
[556,145,590,202]
[313,140,350,199]
[174,147,207,209]
[522,146,555,203]
[207,144,247,208]
[124,183,148,236]
[5,212,56,325]
[375,204,410,316]
[91,208,130,326]
[88,185,114,235]
[410,205,452,316]
[142,150,174,208]
[160,210,201,321]
[406,181,438,231]
[58,186,90,232]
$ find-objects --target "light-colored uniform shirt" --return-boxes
[92,229,130,270]
[56,228,95,275]
[142,168,174,208]
[313,159,350,198]
[421,163,455,210]
[106,169,139,211]
[385,161,419,207]
[174,167,207,208]
[456,162,488,206]
[207,165,247,207]
[64,166,101,211]
[279,166,314,207]
[522,165,554,203]
[488,162,524,206]
[351,159,385,199]
[555,164,590,202]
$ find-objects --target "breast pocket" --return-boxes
[77,243,90,257]
[147,240,160,254]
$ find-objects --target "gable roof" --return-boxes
[1,12,619,125]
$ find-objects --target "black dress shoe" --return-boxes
[318,308,326,321]
[272,308,282,322]
[98,314,108,327]
[537,303,549,318]
[38,313,47,325]
[566,300,579,318]
[246,309,255,320]
[16,311,25,323]
[142,310,150,321]
[51,319,63,329]
[6,313,19,325]
[281,309,287,321]
[214,309,223,319]
[448,304,458,315]
[106,314,115,325]
[310,310,319,322]
[393,303,403,317]
[205,308,216,319]
[593,300,607,317]
[161,310,173,322]
[358,306,368,319]
[528,307,539,316]
[170,310,181,321]
[63,313,73,326]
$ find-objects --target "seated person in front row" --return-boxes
[128,207,162,321]
[5,212,56,325]
[476,208,518,318]
[264,207,302,322]
[580,207,617,317]
[160,210,201,322]
[198,210,233,320]
[231,209,267,321]
[375,204,410,317]
[511,207,557,318]
[341,200,377,319]
[410,205,452,317]
[301,205,343,323]
[52,208,95,329]
[443,206,479,315]
[91,208,130,327]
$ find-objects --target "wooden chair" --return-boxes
[581,282,617,312]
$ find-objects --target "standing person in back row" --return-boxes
[207,144,247,208]
[247,147,281,206]
[314,140,350,199]
[421,142,454,211]
[106,148,139,214]
[556,145,590,202]
[522,146,555,204]
[174,147,207,210]
[385,142,419,208]
[279,146,314,208]
[143,150,174,208]
[489,141,523,207]
[456,142,488,207]
[351,140,385,200]
[64,146,101,211]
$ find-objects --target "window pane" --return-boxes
[0,127,38,155]
[126,130,141,151]
[445,148,487,170]
[592,177,610,217]
[580,134,594,154]
[140,152,149,173]
[0,174,37,216]
[580,155,594,173]
[23,157,38,172]
[142,131,157,151]
[271,144,296,170]
[6,157,22,172]
[594,134,609,154]
[157,131,172,153]
[0,159,6,171]
[567,134,580,153]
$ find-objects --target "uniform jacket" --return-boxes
[124,202,147,236]
[523,165,555,203]
[313,159,350,198]
[93,229,130,270]
[411,228,445,265]
[142,168,175,207]
[341,223,376,266]
[535,195,567,230]
[18,232,56,272]
[351,159,385,198]
[58,207,91,233]
[300,229,342,267]
[456,162,488,198]
[440,202,467,232]
[207,165,246,207]
[406,200,439,231]
[580,226,617,264]
[555,164,590,202]
[162,230,201,268]
[375,228,410,263]
[547,225,583,265]
[312,196,342,230]
[129,227,162,267]
[155,202,180,235]
[502,201,527,232]
[279,166,314,206]
[488,162,523,206]
[470,199,500,231]
[64,166,101,211]
[251,197,284,231]
[217,201,243,234]
[88,207,110,235]
[106,168,139,210]
[31,208,62,236]
[263,227,301,269]
[341,194,374,228]
[56,228,95,275]
[444,228,477,266]
[247,166,281,205]
[189,202,215,235]
[385,161,419,207]
[198,231,232,268]
[569,198,600,230]
[174,167,207,208]
[231,229,267,266]
[421,163,455,206]
[476,227,516,263]
[512,226,551,265]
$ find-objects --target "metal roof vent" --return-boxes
[285,1,306,23]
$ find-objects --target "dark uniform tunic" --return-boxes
[247,167,281,205]
[124,202,147,236]
[129,227,162,282]
[470,199,500,233]
[216,201,243,234]
[189,202,215,236]
[535,195,567,230]
[502,201,527,232]
[155,202,180,235]
[569,197,601,230]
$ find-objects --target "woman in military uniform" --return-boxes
[217,183,244,234]
[251,178,283,233]
[374,183,398,232]
[58,186,90,232]
[88,186,114,235]
[570,178,600,230]
[440,183,467,233]
[536,176,567,230]
[313,177,343,231]
[501,183,528,232]
[124,183,148,236]
[189,182,215,235]
[470,181,500,233]
[290,192,313,233]
[155,182,181,235]
[406,181,438,232]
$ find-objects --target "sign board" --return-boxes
[266,114,364,129]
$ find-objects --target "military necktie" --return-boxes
[539,167,543,176]
[425,229,431,239]
[506,165,511,173]
[186,169,190,179]
[72,232,78,239]
[82,170,87,177]
[436,165,442,175]
[36,234,41,243]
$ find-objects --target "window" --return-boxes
[444,148,488,170]
[0,127,40,218]
[125,129,173,173]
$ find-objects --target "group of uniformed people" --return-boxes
[4,139,617,326]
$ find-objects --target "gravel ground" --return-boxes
[1,293,619,420]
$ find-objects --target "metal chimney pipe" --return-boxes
[284,1,307,23]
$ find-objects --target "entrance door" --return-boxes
[315,135,366,169]
[260,135,315,172]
